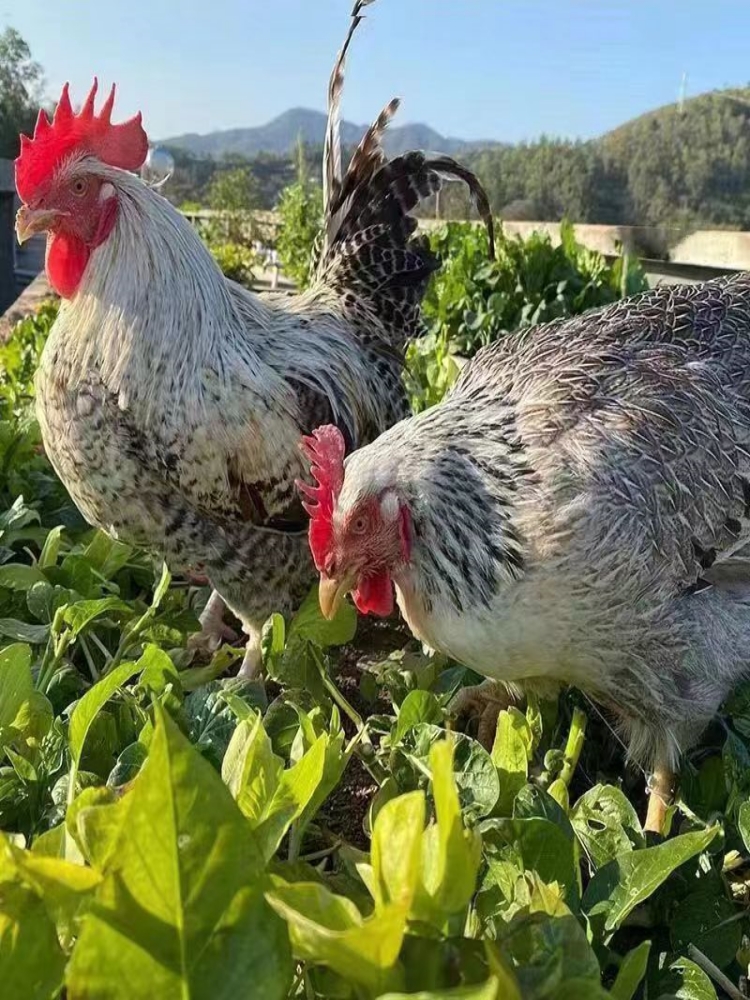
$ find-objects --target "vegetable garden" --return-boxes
[1,223,749,1000]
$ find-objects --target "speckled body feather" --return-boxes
[339,275,750,767]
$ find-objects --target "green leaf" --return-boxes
[0,564,47,591]
[0,619,49,644]
[2,832,101,938]
[481,817,577,901]
[491,708,530,815]
[261,613,286,674]
[68,660,142,767]
[5,746,38,783]
[497,905,601,998]
[288,585,356,648]
[393,690,442,744]
[108,741,148,788]
[406,725,499,820]
[185,678,267,769]
[655,957,718,999]
[39,525,63,569]
[267,880,405,994]
[83,531,133,580]
[62,597,132,636]
[0,881,66,1000]
[413,740,482,924]
[256,734,328,860]
[739,799,750,853]
[0,644,33,730]
[377,979,504,1000]
[610,941,651,1000]
[151,561,171,608]
[669,873,742,970]
[583,825,718,935]
[66,706,291,1000]
[26,581,76,624]
[571,784,645,869]
[222,715,281,824]
[135,644,179,695]
[9,690,54,744]
[371,790,425,911]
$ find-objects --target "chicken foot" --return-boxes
[188,590,239,659]
[448,679,514,749]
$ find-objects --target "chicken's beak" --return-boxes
[318,571,357,621]
[15,206,63,244]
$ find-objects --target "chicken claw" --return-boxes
[448,679,514,750]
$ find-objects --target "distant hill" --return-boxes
[162,86,750,231]
[460,85,750,230]
[162,107,478,159]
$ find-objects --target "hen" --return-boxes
[302,276,750,831]
[14,2,493,674]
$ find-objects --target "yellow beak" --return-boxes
[318,572,357,621]
[15,205,63,244]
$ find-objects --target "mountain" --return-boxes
[161,107,475,159]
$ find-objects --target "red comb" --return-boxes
[15,79,148,203]
[297,425,346,571]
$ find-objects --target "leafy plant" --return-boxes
[207,164,261,244]
[405,221,647,411]
[423,220,648,359]
[276,180,324,289]
[209,241,256,287]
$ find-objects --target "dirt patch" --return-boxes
[318,754,378,851]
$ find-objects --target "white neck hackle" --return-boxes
[52,162,286,417]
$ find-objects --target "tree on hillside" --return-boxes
[0,27,44,159]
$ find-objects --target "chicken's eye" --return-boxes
[350,513,369,535]
[71,178,88,197]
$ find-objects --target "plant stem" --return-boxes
[36,608,72,695]
[298,842,342,864]
[288,822,302,864]
[311,647,387,784]
[78,636,100,683]
[688,944,746,1000]
[559,706,587,787]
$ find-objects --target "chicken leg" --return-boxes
[644,762,675,835]
[188,589,239,659]
[238,625,263,678]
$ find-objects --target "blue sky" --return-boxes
[6,1,750,144]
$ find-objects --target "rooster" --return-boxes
[14,2,493,674]
[302,276,750,832]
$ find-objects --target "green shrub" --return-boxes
[423,220,648,358]
[275,181,324,289]
[209,241,256,288]
[406,220,649,410]
[207,165,261,244]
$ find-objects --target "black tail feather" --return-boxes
[314,0,495,351]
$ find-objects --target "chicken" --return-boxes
[13,2,493,674]
[302,276,750,832]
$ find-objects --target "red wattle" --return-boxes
[45,198,118,299]
[353,572,394,617]
[46,232,91,298]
